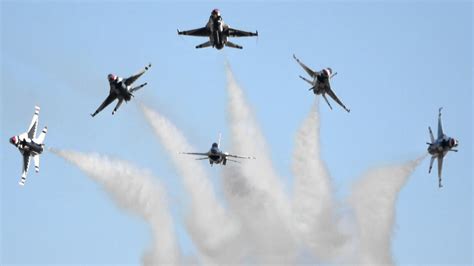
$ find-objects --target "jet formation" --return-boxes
[178,9,258,50]
[8,9,460,188]
[293,54,350,113]
[427,108,459,188]
[180,134,255,166]
[91,63,152,117]
[9,106,48,186]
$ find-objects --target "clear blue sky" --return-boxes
[1,1,472,265]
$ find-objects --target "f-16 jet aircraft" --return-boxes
[293,54,350,113]
[180,134,255,166]
[9,106,48,186]
[177,9,258,50]
[91,63,151,117]
[427,107,459,188]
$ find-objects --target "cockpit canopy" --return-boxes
[9,136,18,145]
[322,68,332,77]
[212,142,219,148]
[211,9,220,17]
[449,138,459,148]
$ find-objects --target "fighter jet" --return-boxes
[180,134,255,166]
[9,106,48,186]
[91,63,151,117]
[427,107,459,188]
[177,9,258,50]
[293,54,350,113]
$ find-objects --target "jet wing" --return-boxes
[437,155,444,187]
[437,107,444,139]
[19,154,30,186]
[180,152,209,156]
[125,64,151,86]
[325,80,350,113]
[91,93,117,117]
[177,27,210,37]
[225,153,256,160]
[293,54,317,77]
[27,106,40,139]
[226,27,258,37]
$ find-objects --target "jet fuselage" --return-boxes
[310,70,332,95]
[428,137,458,156]
[10,137,44,156]
[208,17,227,49]
[208,143,227,164]
[111,80,133,101]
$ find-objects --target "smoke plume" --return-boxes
[54,64,426,265]
[349,156,425,265]
[223,64,297,263]
[292,100,347,260]
[139,104,243,263]
[50,149,179,265]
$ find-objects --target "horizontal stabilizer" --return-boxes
[225,41,243,49]
[19,174,26,186]
[196,41,212,49]
[33,155,40,173]
[130,82,148,93]
[428,126,435,143]
[35,126,48,144]
[299,75,313,85]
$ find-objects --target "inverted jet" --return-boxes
[9,106,48,186]
[293,54,350,113]
[91,63,151,117]
[177,9,258,50]
[180,134,255,166]
[427,107,459,188]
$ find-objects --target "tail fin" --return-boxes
[33,155,40,173]
[218,133,222,148]
[428,126,435,143]
[35,126,48,144]
[225,41,243,49]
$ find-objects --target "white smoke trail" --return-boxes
[50,149,179,266]
[139,104,243,263]
[292,100,347,260]
[224,64,297,263]
[349,156,426,265]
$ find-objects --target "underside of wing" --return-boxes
[27,106,40,139]
[178,27,210,37]
[180,152,209,156]
[91,93,117,117]
[20,154,30,186]
[226,27,258,37]
[437,155,444,187]
[226,153,256,160]
[125,63,151,86]
[293,54,316,77]
[325,85,350,113]
[437,107,444,139]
